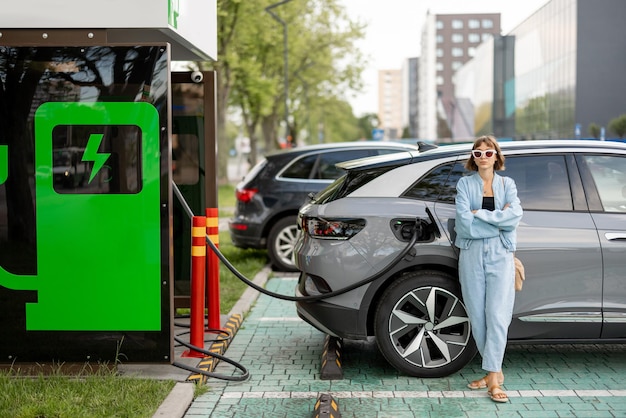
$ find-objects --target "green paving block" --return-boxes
[338,398,377,412]
[309,381,333,392]
[465,409,501,418]
[395,383,429,391]
[426,381,454,391]
[567,412,614,418]
[518,411,560,417]
[385,398,410,409]
[606,399,626,410]
[405,399,440,413]
[330,382,361,391]
[381,408,419,417]
[280,399,316,417]
[430,403,466,417]
[570,400,604,411]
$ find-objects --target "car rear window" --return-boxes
[281,148,408,180]
[312,166,396,204]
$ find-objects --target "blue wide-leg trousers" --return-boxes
[459,237,515,372]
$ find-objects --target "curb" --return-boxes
[227,264,272,318]
[158,264,272,417]
[152,382,194,418]
[186,313,243,383]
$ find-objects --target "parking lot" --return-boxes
[184,275,626,418]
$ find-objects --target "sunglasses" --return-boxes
[472,149,497,158]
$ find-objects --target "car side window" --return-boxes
[582,155,626,213]
[281,154,317,179]
[403,162,463,202]
[315,150,373,180]
[504,155,572,211]
[404,155,574,212]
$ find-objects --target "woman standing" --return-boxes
[454,135,523,403]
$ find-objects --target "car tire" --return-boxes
[374,270,477,378]
[267,215,299,272]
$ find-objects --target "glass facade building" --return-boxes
[512,0,577,139]
[453,0,626,140]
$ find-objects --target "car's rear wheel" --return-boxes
[267,215,299,272]
[374,270,477,377]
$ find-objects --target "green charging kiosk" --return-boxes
[0,1,217,363]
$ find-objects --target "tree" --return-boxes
[200,0,367,175]
[588,123,601,139]
[195,0,246,185]
[608,114,626,139]
[356,113,379,139]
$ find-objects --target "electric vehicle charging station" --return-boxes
[0,1,217,363]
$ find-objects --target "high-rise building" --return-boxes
[418,11,501,140]
[402,57,419,138]
[377,69,403,140]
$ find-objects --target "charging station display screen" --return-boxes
[0,45,172,363]
[52,125,142,194]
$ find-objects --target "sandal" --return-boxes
[488,385,509,403]
[467,373,504,390]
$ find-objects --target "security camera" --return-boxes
[191,71,203,83]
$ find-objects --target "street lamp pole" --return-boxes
[266,0,293,145]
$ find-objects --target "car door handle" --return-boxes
[605,232,626,241]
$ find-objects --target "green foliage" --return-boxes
[218,230,267,313]
[205,0,368,176]
[608,114,626,138]
[401,126,411,138]
[588,122,601,139]
[356,113,379,139]
[515,92,575,138]
[310,96,361,142]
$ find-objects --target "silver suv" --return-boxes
[294,140,626,378]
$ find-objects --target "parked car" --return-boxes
[229,141,421,271]
[294,139,626,378]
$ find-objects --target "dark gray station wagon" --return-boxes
[229,141,419,271]
[294,140,626,378]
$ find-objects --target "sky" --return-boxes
[341,0,551,116]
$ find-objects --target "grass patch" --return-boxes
[217,231,267,313]
[0,184,267,417]
[218,183,236,215]
[0,366,175,418]
[217,183,269,313]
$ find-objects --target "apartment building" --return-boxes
[377,69,403,140]
[418,12,501,140]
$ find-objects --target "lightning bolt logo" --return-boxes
[82,133,110,184]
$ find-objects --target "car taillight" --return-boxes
[236,187,258,203]
[301,216,366,240]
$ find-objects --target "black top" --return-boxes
[482,196,495,211]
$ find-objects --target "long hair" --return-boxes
[464,135,506,171]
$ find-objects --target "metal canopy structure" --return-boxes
[0,0,217,61]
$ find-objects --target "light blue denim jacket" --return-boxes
[454,172,523,251]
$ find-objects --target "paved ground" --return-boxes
[181,275,626,418]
